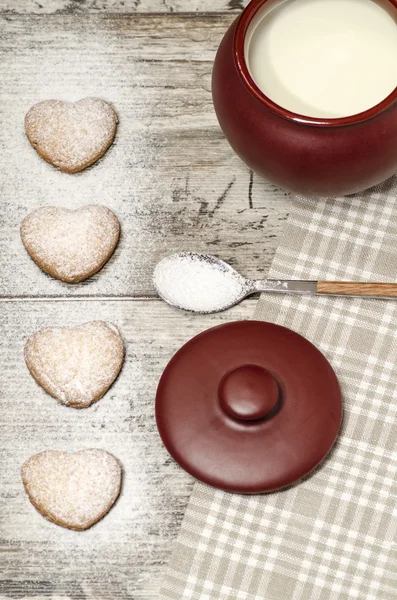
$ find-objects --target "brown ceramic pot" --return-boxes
[212,0,397,197]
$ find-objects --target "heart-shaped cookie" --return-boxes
[22,449,122,530]
[25,98,118,173]
[24,321,124,408]
[20,205,120,283]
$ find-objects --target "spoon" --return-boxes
[153,252,397,314]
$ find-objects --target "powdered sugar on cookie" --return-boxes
[24,321,125,408]
[21,449,122,530]
[20,205,120,283]
[25,98,118,173]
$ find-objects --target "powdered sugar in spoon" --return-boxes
[153,252,397,313]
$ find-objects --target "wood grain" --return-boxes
[318,281,397,297]
[0,4,291,599]
[0,13,291,299]
[0,0,249,14]
[0,299,254,600]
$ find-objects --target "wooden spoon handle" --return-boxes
[317,281,397,297]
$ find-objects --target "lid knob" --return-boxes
[218,364,279,422]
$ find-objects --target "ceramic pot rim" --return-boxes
[234,0,397,127]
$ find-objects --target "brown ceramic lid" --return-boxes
[156,321,342,494]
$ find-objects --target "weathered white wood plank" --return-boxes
[0,0,248,14]
[0,298,255,599]
[0,9,291,600]
[0,14,291,298]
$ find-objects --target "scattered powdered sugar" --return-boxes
[24,98,118,173]
[20,205,120,283]
[24,321,125,408]
[21,449,122,531]
[153,252,251,313]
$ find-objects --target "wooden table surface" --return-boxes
[0,1,291,598]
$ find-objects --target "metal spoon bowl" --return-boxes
[153,252,260,313]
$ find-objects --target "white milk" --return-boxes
[245,0,397,118]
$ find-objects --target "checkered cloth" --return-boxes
[160,178,397,600]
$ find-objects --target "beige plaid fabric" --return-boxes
[160,178,397,600]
